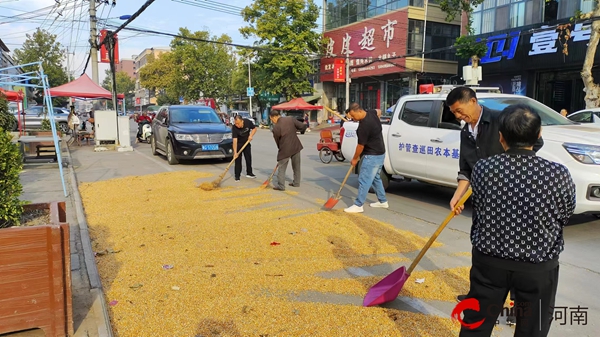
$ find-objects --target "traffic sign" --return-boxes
[247,87,254,97]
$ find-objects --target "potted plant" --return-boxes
[0,126,73,336]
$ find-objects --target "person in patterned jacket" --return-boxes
[458,104,576,337]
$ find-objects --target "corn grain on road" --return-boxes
[69,120,600,336]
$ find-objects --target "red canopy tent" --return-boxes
[0,88,24,101]
[48,74,124,99]
[271,97,323,110]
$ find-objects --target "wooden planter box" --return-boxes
[0,201,73,337]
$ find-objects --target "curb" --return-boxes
[64,144,114,337]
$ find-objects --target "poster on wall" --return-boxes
[481,75,526,96]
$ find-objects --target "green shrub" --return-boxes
[0,94,17,132]
[40,117,60,132]
[0,128,24,228]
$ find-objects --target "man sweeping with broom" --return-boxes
[343,103,387,213]
[269,109,306,191]
[232,115,257,182]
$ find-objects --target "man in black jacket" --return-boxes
[458,104,575,337]
[446,86,544,322]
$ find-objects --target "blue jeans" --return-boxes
[355,154,387,207]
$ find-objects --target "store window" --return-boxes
[325,0,423,30]
[472,0,544,34]
[407,20,424,54]
[425,22,460,61]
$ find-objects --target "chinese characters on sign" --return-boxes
[478,22,592,64]
[333,58,346,83]
[550,306,588,326]
[359,27,376,51]
[381,19,397,48]
[326,38,336,58]
[398,143,459,159]
[341,33,354,56]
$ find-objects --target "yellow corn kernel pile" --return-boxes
[80,171,471,336]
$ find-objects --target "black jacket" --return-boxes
[457,106,544,182]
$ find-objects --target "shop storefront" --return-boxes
[320,5,459,113]
[464,18,599,113]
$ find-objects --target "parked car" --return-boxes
[340,85,600,216]
[12,105,70,133]
[150,105,233,165]
[567,108,600,124]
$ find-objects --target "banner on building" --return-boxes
[99,30,120,64]
[333,58,345,83]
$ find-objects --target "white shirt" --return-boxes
[468,105,483,138]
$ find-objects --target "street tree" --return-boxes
[439,0,487,68]
[240,0,323,99]
[12,28,69,105]
[170,28,236,101]
[577,4,600,108]
[101,69,136,109]
[138,52,178,101]
[229,51,269,110]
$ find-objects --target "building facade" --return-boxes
[116,58,135,80]
[320,0,461,113]
[134,47,170,110]
[463,0,597,113]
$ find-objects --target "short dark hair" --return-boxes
[446,86,477,106]
[269,110,281,117]
[499,104,541,148]
[349,102,361,112]
[234,115,244,121]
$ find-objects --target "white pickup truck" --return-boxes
[340,85,600,216]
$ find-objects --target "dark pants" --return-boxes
[460,249,559,337]
[234,142,252,179]
[276,152,301,189]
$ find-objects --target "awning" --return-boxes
[48,74,125,99]
[271,97,323,110]
[302,93,322,103]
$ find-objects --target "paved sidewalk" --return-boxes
[8,136,111,337]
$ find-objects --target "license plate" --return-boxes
[201,144,219,151]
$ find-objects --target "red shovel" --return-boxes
[363,188,473,307]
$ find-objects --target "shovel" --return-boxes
[362,188,473,307]
[199,139,251,191]
[261,164,278,188]
[323,165,354,210]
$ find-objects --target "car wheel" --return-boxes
[59,122,69,134]
[166,140,179,165]
[368,169,391,193]
[150,135,158,156]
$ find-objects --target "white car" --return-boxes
[340,85,600,216]
[567,108,600,124]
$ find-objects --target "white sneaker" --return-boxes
[370,201,389,208]
[344,205,364,213]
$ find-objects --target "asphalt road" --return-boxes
[72,120,600,336]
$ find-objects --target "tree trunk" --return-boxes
[471,55,480,68]
[582,4,600,109]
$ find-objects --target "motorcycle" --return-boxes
[137,121,152,143]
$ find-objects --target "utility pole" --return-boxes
[345,54,350,111]
[247,56,252,117]
[89,0,99,84]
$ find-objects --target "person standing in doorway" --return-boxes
[231,115,257,182]
[304,113,311,132]
[446,86,544,324]
[270,110,306,191]
[344,103,387,213]
[458,104,575,337]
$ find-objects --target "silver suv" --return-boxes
[12,106,70,133]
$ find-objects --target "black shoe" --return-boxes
[273,186,284,191]
[506,314,516,326]
[288,183,299,187]
[246,174,256,179]
[457,295,467,301]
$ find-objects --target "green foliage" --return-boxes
[239,0,321,100]
[0,94,17,132]
[101,70,136,109]
[0,128,24,228]
[156,92,180,106]
[40,117,59,132]
[139,29,236,102]
[439,0,487,61]
[12,28,69,105]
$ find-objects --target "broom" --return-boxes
[199,139,251,191]
[323,165,354,210]
[261,164,278,188]
[324,106,349,122]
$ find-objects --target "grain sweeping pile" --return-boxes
[80,171,469,336]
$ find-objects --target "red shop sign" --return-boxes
[333,58,345,82]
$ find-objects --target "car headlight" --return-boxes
[174,133,195,141]
[222,133,232,140]
[563,143,600,164]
